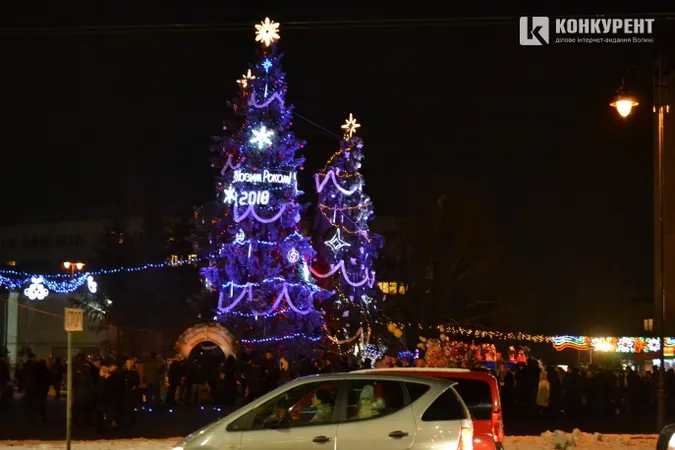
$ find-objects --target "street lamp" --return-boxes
[610,54,669,432]
[609,85,639,118]
[63,261,85,277]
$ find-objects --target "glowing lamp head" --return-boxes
[610,90,639,118]
[63,261,71,269]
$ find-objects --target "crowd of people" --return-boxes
[3,348,675,435]
[496,359,675,421]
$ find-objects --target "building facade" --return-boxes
[658,72,675,335]
[0,215,143,362]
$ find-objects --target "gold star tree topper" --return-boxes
[341,113,361,138]
[255,17,280,47]
[237,69,256,88]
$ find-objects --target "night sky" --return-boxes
[4,3,674,333]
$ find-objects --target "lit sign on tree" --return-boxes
[223,169,296,207]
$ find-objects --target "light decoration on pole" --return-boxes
[254,17,280,47]
[86,276,98,294]
[24,276,49,300]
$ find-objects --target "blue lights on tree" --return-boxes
[312,116,384,348]
[192,18,328,351]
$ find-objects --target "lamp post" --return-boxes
[62,261,85,278]
[610,54,669,431]
[60,260,84,450]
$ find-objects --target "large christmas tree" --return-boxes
[193,18,326,353]
[312,115,383,354]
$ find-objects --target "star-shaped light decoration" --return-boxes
[223,185,237,204]
[254,17,280,47]
[325,229,351,252]
[341,113,361,138]
[250,125,274,150]
[261,59,273,73]
[236,69,256,88]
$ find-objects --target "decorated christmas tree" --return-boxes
[192,18,327,353]
[312,116,383,354]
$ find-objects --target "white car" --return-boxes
[173,372,474,450]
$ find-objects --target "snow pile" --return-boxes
[505,430,658,450]
[0,433,660,450]
[0,438,181,449]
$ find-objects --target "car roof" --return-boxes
[354,367,497,384]
[289,372,457,388]
[354,367,471,374]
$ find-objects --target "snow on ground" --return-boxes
[0,438,181,449]
[0,432,661,449]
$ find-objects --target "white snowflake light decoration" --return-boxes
[341,113,361,138]
[617,337,634,353]
[250,125,274,150]
[647,337,661,352]
[223,185,237,204]
[237,69,256,88]
[24,276,49,300]
[255,17,280,47]
[287,247,300,264]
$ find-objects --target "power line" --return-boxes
[3,14,675,36]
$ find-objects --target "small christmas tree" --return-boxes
[312,115,383,354]
[192,18,327,355]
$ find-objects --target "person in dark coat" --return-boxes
[222,355,238,406]
[50,358,65,400]
[242,357,263,404]
[121,358,141,426]
[35,359,51,422]
[261,351,279,394]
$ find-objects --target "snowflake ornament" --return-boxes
[24,276,49,300]
[341,113,361,138]
[250,125,274,150]
[617,337,634,353]
[223,185,237,204]
[255,17,280,47]
[647,337,661,352]
[237,69,256,88]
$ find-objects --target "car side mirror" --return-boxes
[657,423,675,450]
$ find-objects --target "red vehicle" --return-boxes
[355,367,504,450]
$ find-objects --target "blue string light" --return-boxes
[240,332,322,344]
[0,254,219,295]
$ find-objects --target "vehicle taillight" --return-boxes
[458,426,473,450]
[491,411,504,443]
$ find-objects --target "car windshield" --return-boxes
[444,378,493,420]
